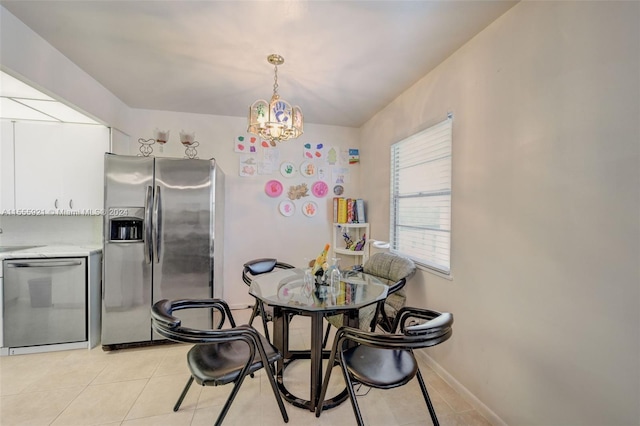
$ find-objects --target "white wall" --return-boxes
[0,215,101,246]
[126,109,360,307]
[359,2,639,425]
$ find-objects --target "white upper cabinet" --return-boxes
[59,124,110,211]
[0,120,16,211]
[14,121,61,211]
[13,121,109,213]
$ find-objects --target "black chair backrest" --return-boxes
[242,258,295,286]
[336,308,453,351]
[151,298,238,344]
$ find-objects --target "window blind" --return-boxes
[390,118,452,274]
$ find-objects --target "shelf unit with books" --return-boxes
[333,197,366,224]
[332,222,370,267]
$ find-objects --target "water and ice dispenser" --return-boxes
[108,207,144,242]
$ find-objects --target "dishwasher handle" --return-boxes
[5,260,83,268]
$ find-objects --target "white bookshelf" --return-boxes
[332,222,370,267]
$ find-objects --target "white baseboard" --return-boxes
[416,350,507,426]
[1,341,88,356]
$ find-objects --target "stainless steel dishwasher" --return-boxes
[2,258,87,351]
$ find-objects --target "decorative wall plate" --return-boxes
[300,161,316,178]
[265,180,283,197]
[302,201,318,217]
[280,161,297,178]
[333,184,344,196]
[311,181,329,198]
[279,200,295,217]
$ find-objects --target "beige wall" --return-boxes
[4,2,639,424]
[359,2,639,425]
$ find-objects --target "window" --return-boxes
[390,118,452,274]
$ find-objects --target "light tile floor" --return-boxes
[0,309,491,426]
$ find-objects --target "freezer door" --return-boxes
[101,242,152,345]
[104,154,154,208]
[102,154,154,345]
[152,158,214,334]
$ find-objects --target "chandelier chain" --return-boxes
[273,63,279,96]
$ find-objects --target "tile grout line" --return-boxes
[121,375,152,423]
[48,350,110,425]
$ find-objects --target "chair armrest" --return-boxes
[333,326,413,350]
[386,277,406,295]
[152,298,236,330]
[151,299,181,329]
[333,308,453,352]
[405,312,453,335]
[393,307,453,335]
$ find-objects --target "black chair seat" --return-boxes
[316,307,453,425]
[343,345,418,389]
[188,325,281,386]
[151,299,288,425]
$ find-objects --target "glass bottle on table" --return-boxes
[303,257,314,297]
[328,257,342,295]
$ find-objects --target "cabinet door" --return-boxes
[60,124,110,211]
[14,121,63,211]
[0,120,15,211]
[13,122,109,213]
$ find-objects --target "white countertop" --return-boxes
[0,244,102,278]
[0,244,102,259]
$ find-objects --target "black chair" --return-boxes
[323,253,416,347]
[243,258,295,342]
[151,299,289,425]
[316,307,453,425]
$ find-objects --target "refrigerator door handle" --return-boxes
[144,185,153,264]
[153,185,162,263]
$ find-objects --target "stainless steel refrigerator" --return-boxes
[101,154,224,349]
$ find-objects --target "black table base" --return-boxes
[273,308,358,412]
[277,351,349,410]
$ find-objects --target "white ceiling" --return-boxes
[1,0,517,128]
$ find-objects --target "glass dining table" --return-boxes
[248,267,388,412]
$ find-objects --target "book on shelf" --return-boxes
[355,198,366,223]
[337,198,347,223]
[346,198,355,223]
[333,197,367,224]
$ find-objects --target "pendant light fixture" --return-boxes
[248,54,303,146]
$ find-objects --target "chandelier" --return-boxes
[248,54,303,146]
